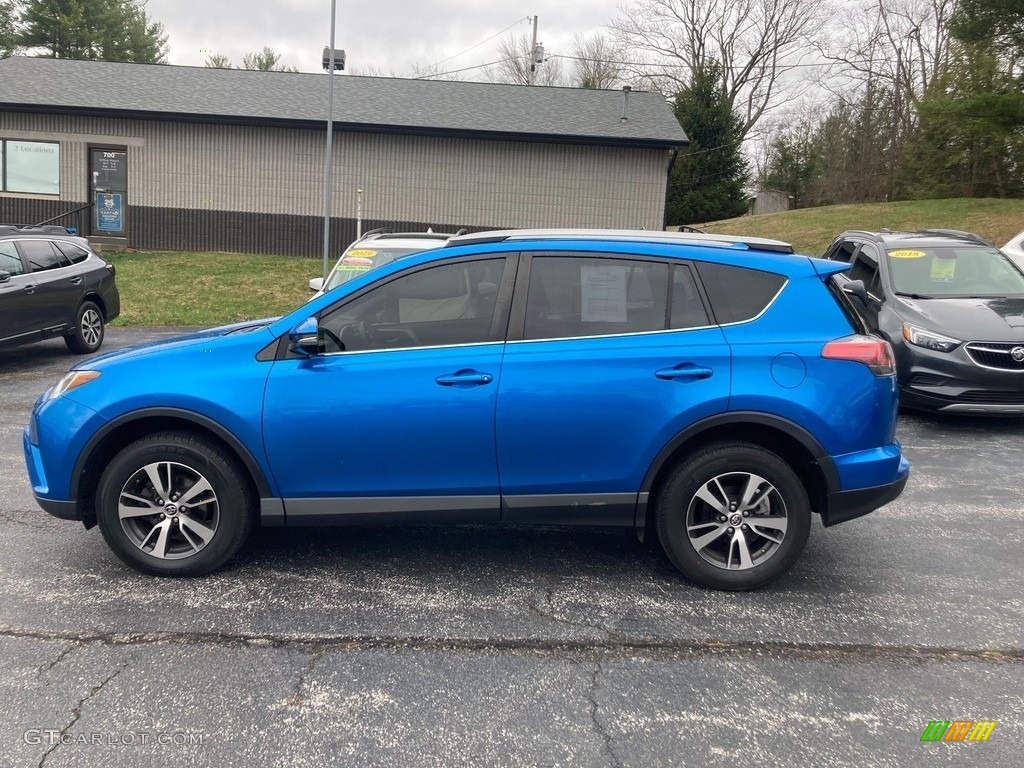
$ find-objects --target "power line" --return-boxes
[424,16,530,70]
[414,56,519,79]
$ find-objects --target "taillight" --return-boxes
[821,334,895,376]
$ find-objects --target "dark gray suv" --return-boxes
[0,226,120,354]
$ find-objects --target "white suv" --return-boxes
[308,229,460,300]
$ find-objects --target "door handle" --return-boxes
[655,364,713,381]
[70,277,83,285]
[435,370,494,386]
[22,284,36,294]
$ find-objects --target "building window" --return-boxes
[1,140,60,195]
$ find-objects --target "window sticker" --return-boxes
[336,265,372,272]
[345,249,377,258]
[341,256,374,266]
[889,249,926,259]
[930,259,956,282]
[581,264,628,322]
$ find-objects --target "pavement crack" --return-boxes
[286,651,322,711]
[2,626,1023,663]
[36,645,76,680]
[588,651,622,768]
[527,577,616,640]
[38,663,126,768]
[0,508,53,531]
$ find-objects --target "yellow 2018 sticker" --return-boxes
[889,249,926,259]
[345,249,377,257]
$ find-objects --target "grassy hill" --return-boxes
[692,198,1024,256]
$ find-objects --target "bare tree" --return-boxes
[568,32,624,89]
[204,54,231,68]
[609,0,829,138]
[487,32,565,86]
[241,46,298,72]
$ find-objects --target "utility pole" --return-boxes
[528,15,538,85]
[321,0,338,281]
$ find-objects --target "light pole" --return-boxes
[321,2,345,280]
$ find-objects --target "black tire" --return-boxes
[65,300,104,354]
[655,442,811,591]
[96,432,255,577]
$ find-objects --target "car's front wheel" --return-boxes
[65,300,104,354]
[96,432,255,576]
[655,442,811,590]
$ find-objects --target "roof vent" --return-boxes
[620,85,631,122]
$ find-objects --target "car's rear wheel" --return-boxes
[96,432,255,576]
[655,442,810,590]
[65,300,104,354]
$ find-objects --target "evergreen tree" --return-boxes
[665,62,748,226]
[18,0,167,63]
[0,0,17,58]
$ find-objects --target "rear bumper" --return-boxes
[821,457,910,526]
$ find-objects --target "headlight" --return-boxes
[902,324,961,353]
[46,370,101,401]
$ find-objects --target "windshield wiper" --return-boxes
[895,291,933,300]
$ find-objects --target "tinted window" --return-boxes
[850,245,882,296]
[54,241,91,264]
[18,240,69,272]
[320,258,505,352]
[670,266,710,329]
[826,240,858,263]
[524,256,668,340]
[0,241,24,276]
[695,262,786,324]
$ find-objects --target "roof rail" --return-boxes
[446,228,795,254]
[919,228,992,246]
[0,224,71,235]
[358,227,394,240]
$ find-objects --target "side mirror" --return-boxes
[842,279,871,306]
[309,277,325,292]
[288,317,320,356]
[0,271,9,284]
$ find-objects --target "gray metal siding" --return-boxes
[1,111,671,249]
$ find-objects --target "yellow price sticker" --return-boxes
[930,259,956,281]
[345,249,377,257]
[888,249,926,259]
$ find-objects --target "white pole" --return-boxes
[356,188,363,239]
[528,15,538,86]
[321,0,338,280]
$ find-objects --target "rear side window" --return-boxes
[18,240,69,272]
[54,241,91,264]
[695,262,786,324]
[0,241,25,275]
[524,256,669,340]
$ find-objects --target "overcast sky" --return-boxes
[146,0,624,78]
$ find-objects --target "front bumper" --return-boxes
[898,342,1024,414]
[821,456,910,526]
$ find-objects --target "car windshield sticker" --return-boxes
[345,249,377,258]
[580,264,629,322]
[341,256,374,266]
[337,265,372,272]
[930,258,956,282]
[889,249,926,259]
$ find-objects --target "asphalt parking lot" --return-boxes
[1,328,1022,767]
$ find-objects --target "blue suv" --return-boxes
[24,230,909,590]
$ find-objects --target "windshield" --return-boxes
[323,246,438,291]
[888,245,1024,298]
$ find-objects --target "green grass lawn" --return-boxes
[106,250,321,326]
[107,198,1024,326]
[697,197,1024,256]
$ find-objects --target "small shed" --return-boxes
[748,189,792,216]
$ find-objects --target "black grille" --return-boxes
[965,343,1024,371]
[958,390,1024,404]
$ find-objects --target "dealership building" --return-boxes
[0,56,687,256]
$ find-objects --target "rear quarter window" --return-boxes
[694,262,786,324]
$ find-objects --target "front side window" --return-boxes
[320,258,506,352]
[0,241,25,275]
[2,140,60,195]
[849,245,882,297]
[524,256,669,340]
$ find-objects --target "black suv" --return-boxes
[824,229,1024,414]
[0,226,120,354]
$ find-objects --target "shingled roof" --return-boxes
[0,57,688,149]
